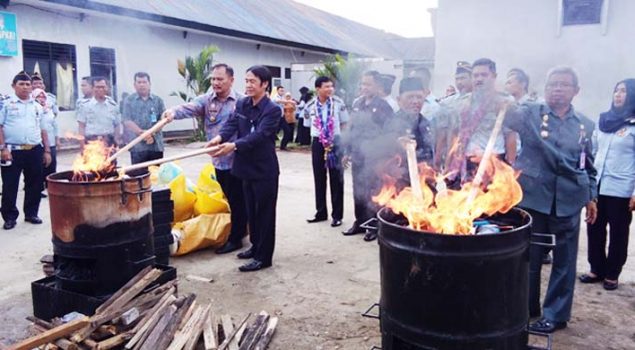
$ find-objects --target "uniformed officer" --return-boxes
[0,71,52,230]
[439,58,516,185]
[433,61,473,170]
[391,77,434,163]
[31,73,59,116]
[208,65,281,272]
[304,76,349,227]
[504,66,598,333]
[122,72,166,164]
[76,76,93,110]
[77,76,122,149]
[342,70,395,241]
[164,63,248,256]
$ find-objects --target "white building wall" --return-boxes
[433,0,635,119]
[0,3,326,133]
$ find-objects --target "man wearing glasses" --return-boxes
[504,66,598,333]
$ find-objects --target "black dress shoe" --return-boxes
[363,231,377,242]
[237,248,255,259]
[528,318,567,333]
[25,216,43,224]
[3,220,16,230]
[238,259,271,272]
[330,219,342,227]
[306,216,327,223]
[342,225,365,236]
[579,273,603,284]
[603,279,618,290]
[216,241,243,254]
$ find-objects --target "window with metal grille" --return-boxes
[89,47,118,101]
[22,39,77,110]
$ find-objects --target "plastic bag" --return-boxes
[169,174,196,222]
[172,213,231,255]
[193,164,229,216]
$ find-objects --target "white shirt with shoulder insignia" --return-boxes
[77,97,121,136]
[0,94,44,145]
[303,96,349,137]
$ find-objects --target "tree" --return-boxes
[313,54,366,107]
[172,45,220,141]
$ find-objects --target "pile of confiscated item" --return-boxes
[10,267,278,350]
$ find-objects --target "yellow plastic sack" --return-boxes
[196,164,223,194]
[172,213,231,255]
[193,164,229,216]
[169,174,196,222]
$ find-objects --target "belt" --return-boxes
[8,144,39,150]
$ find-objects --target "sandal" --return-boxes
[603,279,618,291]
[579,273,603,283]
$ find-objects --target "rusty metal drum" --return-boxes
[46,169,155,297]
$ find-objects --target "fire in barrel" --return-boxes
[372,156,535,350]
[47,140,155,297]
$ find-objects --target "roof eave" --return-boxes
[37,0,349,55]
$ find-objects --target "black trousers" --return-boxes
[526,208,580,323]
[586,194,632,280]
[42,146,57,189]
[216,169,248,244]
[351,160,379,227]
[130,150,163,165]
[243,177,279,264]
[1,145,44,222]
[279,119,295,149]
[295,122,311,145]
[311,137,344,220]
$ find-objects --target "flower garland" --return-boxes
[313,97,337,168]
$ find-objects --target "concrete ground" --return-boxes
[0,143,634,349]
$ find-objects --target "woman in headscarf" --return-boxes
[579,79,635,290]
[32,88,59,197]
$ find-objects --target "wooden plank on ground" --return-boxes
[8,317,89,350]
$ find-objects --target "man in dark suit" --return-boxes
[342,70,395,241]
[208,65,281,272]
[505,66,597,333]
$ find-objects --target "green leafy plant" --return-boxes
[171,45,220,141]
[313,54,366,107]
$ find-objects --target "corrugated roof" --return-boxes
[37,0,432,59]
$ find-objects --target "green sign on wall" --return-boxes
[0,12,18,57]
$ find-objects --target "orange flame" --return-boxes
[373,156,523,234]
[71,140,115,181]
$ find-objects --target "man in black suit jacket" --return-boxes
[208,65,281,272]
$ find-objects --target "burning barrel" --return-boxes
[377,207,532,350]
[47,169,155,297]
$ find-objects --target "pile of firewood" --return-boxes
[8,267,278,350]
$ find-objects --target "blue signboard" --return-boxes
[0,12,18,57]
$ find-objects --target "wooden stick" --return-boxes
[166,305,204,350]
[126,293,176,349]
[137,305,177,350]
[95,333,133,350]
[184,306,211,350]
[218,314,251,350]
[467,105,508,204]
[119,146,220,173]
[107,118,169,163]
[139,294,196,350]
[252,317,278,350]
[9,317,89,350]
[203,311,218,350]
[228,321,247,350]
[238,312,269,350]
[403,138,424,202]
[96,266,153,314]
[30,325,78,350]
[73,268,163,343]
